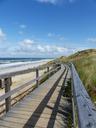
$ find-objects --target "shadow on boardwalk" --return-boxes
[23,73,63,128]
[23,73,72,128]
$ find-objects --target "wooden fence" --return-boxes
[0,64,61,114]
[71,63,96,128]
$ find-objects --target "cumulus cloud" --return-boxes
[19,39,35,48]
[12,39,73,57]
[0,38,79,57]
[37,45,45,52]
[20,39,66,53]
[0,28,6,41]
[37,45,68,53]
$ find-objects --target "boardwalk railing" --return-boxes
[0,64,61,114]
[71,63,96,128]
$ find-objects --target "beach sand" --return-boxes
[0,68,47,97]
[0,60,51,112]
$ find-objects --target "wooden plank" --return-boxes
[0,65,65,128]
[0,64,58,79]
[4,77,12,112]
[36,68,39,87]
[71,63,96,128]
[0,66,61,102]
[47,67,50,78]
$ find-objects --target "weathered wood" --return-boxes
[71,74,76,128]
[47,67,49,72]
[71,63,96,128]
[0,64,57,79]
[36,68,39,87]
[0,66,61,103]
[4,77,12,113]
[0,64,66,128]
[47,67,50,78]
[0,79,3,88]
[0,79,7,89]
[0,78,37,102]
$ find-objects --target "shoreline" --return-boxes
[0,59,53,76]
[0,59,53,69]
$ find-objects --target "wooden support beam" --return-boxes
[0,80,2,88]
[36,69,39,87]
[4,77,12,113]
[47,67,49,78]
[47,67,49,72]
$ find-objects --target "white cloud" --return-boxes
[42,45,68,53]
[20,39,35,47]
[45,45,51,52]
[36,44,68,54]
[37,45,45,52]
[36,0,76,4]
[0,38,82,57]
[11,39,73,57]
[0,28,6,41]
[48,32,65,41]
[55,47,68,52]
[87,38,96,43]
[36,0,58,4]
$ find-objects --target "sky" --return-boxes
[0,0,96,58]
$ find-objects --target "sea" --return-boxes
[0,58,51,64]
[0,58,53,69]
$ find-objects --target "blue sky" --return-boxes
[0,0,96,58]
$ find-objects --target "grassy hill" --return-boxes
[50,49,96,102]
[68,49,96,102]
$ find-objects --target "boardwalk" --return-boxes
[0,65,71,128]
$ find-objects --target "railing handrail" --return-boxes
[71,63,96,128]
[0,63,59,79]
[0,65,61,102]
[0,65,61,113]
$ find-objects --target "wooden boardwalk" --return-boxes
[0,65,70,128]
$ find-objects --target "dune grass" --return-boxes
[72,55,96,102]
[51,49,96,102]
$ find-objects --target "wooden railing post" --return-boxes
[0,79,5,89]
[36,68,39,87]
[0,79,2,88]
[47,67,49,72]
[4,77,12,113]
[47,67,49,78]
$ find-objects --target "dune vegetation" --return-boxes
[50,49,96,102]
[71,49,96,102]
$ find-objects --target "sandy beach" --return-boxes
[0,59,52,95]
[0,59,52,114]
